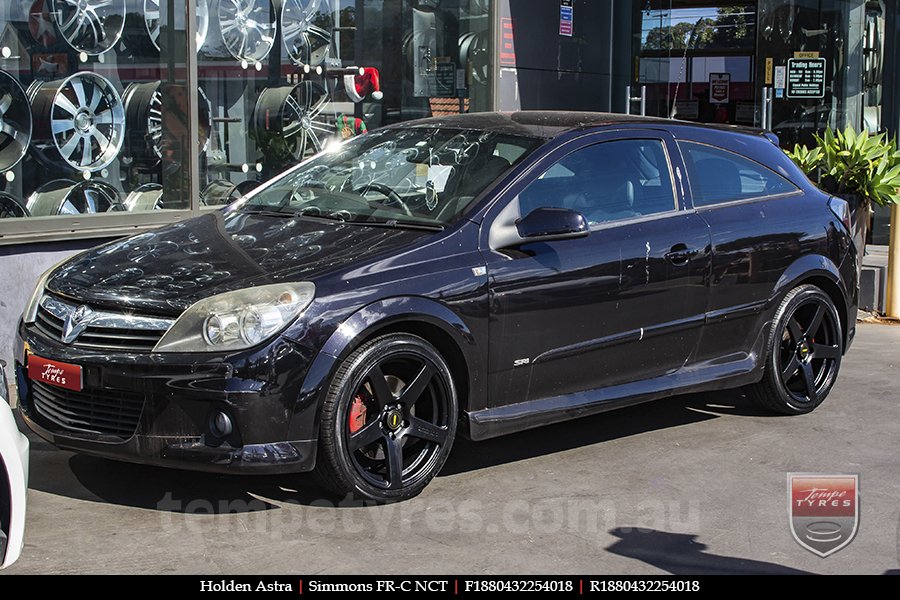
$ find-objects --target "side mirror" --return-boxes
[515,207,590,242]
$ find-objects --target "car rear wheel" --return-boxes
[313,333,458,502]
[747,284,843,414]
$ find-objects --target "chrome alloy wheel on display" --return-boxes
[27,179,125,215]
[0,70,33,172]
[51,0,127,56]
[216,0,277,63]
[202,178,259,206]
[123,82,211,166]
[251,81,330,164]
[30,73,126,172]
[143,0,209,51]
[281,0,332,67]
[124,182,162,210]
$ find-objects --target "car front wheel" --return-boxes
[747,284,843,414]
[313,333,458,502]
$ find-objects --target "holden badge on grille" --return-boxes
[62,304,94,344]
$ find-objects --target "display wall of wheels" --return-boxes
[0,70,33,172]
[27,179,125,215]
[29,72,126,172]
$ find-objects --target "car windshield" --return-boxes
[235,127,542,228]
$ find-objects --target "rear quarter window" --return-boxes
[679,141,799,207]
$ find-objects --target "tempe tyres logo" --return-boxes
[788,474,859,557]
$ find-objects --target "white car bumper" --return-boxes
[1,364,29,569]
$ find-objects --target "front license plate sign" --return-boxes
[27,355,83,392]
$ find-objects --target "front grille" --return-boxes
[33,295,173,353]
[31,380,145,439]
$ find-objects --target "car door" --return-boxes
[480,130,711,406]
[677,138,806,364]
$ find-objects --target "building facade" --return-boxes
[0,0,895,362]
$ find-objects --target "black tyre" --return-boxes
[748,284,843,414]
[313,334,458,502]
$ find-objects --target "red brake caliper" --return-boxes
[349,394,368,433]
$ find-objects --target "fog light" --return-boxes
[211,411,233,437]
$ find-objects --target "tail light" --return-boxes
[828,196,852,233]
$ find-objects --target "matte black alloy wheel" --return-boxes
[777,297,841,405]
[315,334,457,502]
[748,284,843,414]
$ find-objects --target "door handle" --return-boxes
[665,243,697,265]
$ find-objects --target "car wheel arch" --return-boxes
[295,297,479,442]
[769,254,851,349]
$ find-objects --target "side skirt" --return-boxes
[464,325,769,441]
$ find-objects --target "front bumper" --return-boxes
[15,321,319,475]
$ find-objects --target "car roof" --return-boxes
[394,111,769,140]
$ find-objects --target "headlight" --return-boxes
[153,282,315,353]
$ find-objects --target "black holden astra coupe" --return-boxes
[15,112,857,502]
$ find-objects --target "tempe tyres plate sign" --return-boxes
[788,473,859,557]
[787,58,826,98]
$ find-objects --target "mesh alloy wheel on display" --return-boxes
[0,70,32,172]
[27,179,125,215]
[142,0,209,51]
[281,0,332,67]
[0,192,30,218]
[251,81,330,165]
[216,0,277,64]
[51,0,127,56]
[30,72,126,172]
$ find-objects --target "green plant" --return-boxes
[785,126,900,207]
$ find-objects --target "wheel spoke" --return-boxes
[800,362,817,403]
[366,364,395,408]
[805,303,826,337]
[787,318,803,343]
[405,416,448,445]
[781,354,800,380]
[384,437,404,488]
[812,343,840,359]
[398,363,436,408]
[348,419,382,451]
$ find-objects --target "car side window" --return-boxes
[518,139,677,225]
[679,141,799,206]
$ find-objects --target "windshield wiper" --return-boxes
[344,218,445,232]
